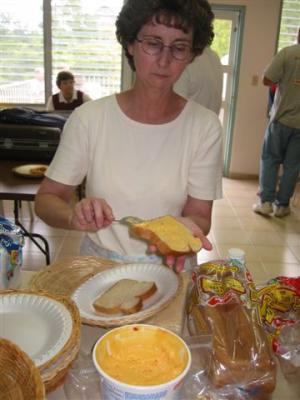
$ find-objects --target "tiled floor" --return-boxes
[198,178,300,283]
[2,177,300,285]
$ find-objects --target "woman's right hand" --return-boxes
[69,197,114,231]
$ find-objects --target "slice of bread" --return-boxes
[93,279,157,315]
[120,297,143,315]
[130,280,158,300]
[131,215,202,256]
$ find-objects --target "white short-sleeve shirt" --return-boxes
[46,94,223,257]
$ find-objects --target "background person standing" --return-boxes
[253,28,300,218]
[173,46,223,115]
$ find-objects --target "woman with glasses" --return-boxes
[35,0,223,272]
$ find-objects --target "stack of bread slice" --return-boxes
[93,279,157,315]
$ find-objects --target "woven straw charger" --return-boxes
[0,338,45,400]
[30,256,118,297]
[0,288,81,394]
[29,256,181,328]
[30,255,122,328]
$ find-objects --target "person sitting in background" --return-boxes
[173,46,223,115]
[35,0,223,272]
[46,71,92,111]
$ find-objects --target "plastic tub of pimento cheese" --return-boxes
[92,324,191,400]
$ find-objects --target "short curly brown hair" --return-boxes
[56,71,74,88]
[116,0,214,71]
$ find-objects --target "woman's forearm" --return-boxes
[181,198,213,236]
[35,193,73,229]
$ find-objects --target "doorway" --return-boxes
[211,5,245,176]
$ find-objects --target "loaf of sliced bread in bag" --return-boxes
[191,261,277,397]
[131,215,202,256]
[93,279,157,315]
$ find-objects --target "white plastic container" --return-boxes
[92,324,191,400]
[227,247,246,267]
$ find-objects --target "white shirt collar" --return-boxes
[58,90,78,103]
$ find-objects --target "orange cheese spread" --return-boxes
[95,325,189,386]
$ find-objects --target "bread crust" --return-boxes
[136,282,158,301]
[120,298,143,315]
[132,215,202,256]
[93,279,157,315]
[93,302,126,315]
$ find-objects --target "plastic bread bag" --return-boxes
[276,320,300,380]
[181,335,269,400]
[180,334,213,399]
[187,259,276,399]
[187,257,255,337]
[254,276,300,380]
[0,216,24,288]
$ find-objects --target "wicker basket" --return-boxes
[81,267,183,329]
[30,256,118,297]
[42,341,81,393]
[0,338,45,400]
[0,289,81,394]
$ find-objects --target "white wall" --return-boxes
[212,0,282,178]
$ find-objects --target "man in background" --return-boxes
[46,71,92,111]
[174,46,223,115]
[253,28,300,217]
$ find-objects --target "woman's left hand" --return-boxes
[176,216,212,250]
[148,216,212,273]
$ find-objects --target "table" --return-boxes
[0,160,50,264]
[19,269,190,399]
[19,270,300,400]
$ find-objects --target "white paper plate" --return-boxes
[72,263,179,325]
[12,164,48,178]
[0,293,73,367]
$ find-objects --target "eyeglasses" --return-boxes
[136,37,192,61]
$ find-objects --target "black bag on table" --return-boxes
[0,108,68,162]
[0,107,67,130]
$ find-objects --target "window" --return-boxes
[0,0,124,105]
[278,0,300,50]
[0,0,44,104]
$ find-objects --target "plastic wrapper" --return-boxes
[254,276,300,380]
[0,216,24,289]
[186,259,276,399]
[181,334,275,400]
[63,351,101,399]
